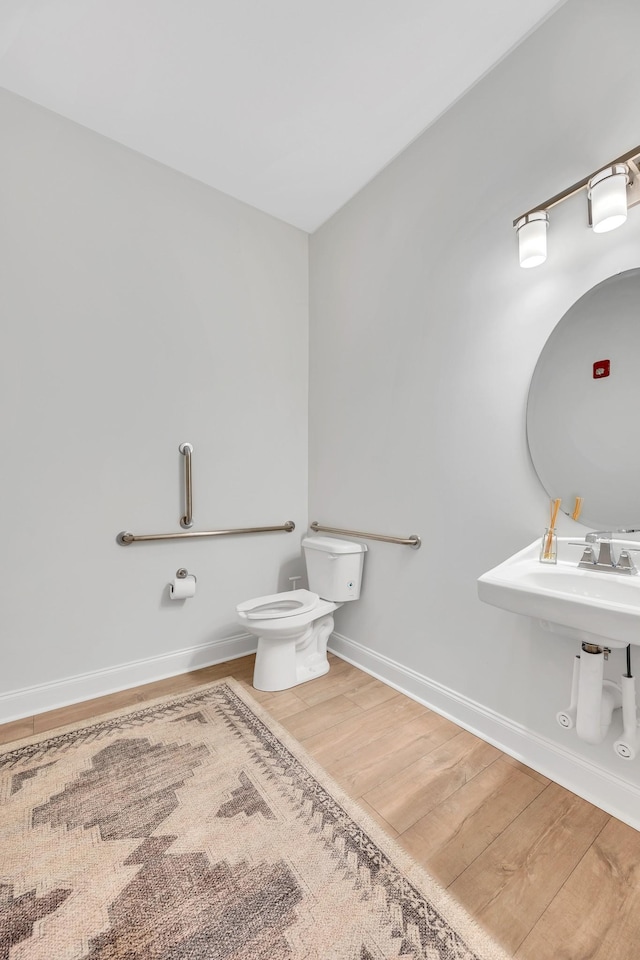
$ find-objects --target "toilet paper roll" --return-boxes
[169,575,196,600]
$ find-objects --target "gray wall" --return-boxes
[310,0,640,821]
[0,89,308,717]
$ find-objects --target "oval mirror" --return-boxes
[527,267,640,530]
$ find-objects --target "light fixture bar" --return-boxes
[513,144,640,227]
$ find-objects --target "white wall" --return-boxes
[310,0,640,825]
[0,89,309,719]
[4,0,640,827]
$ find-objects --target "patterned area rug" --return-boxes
[0,679,510,960]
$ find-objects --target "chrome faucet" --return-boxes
[585,531,615,566]
[571,530,640,574]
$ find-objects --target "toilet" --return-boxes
[236,536,367,692]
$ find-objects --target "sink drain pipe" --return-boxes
[575,644,622,746]
[613,646,639,760]
[556,655,580,730]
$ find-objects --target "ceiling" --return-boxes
[0,1,566,231]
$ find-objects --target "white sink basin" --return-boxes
[478,538,640,648]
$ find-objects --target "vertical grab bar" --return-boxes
[179,442,193,528]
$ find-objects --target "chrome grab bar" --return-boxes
[179,442,193,528]
[117,521,295,545]
[310,521,421,549]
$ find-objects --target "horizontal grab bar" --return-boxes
[310,521,421,549]
[117,521,295,545]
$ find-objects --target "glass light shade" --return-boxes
[588,164,629,233]
[516,211,549,268]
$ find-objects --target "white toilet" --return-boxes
[236,536,367,692]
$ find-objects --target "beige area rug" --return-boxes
[0,678,511,960]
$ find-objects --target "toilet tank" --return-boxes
[302,536,367,602]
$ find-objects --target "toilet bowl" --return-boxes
[236,536,367,692]
[237,589,338,691]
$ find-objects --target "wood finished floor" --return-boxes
[3,653,640,959]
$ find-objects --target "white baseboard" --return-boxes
[329,632,640,832]
[0,634,257,725]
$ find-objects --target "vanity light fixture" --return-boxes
[588,164,629,233]
[513,144,640,268]
[515,211,549,268]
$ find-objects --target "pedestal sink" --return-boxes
[478,537,640,756]
[478,537,640,648]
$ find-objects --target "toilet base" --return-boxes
[253,652,330,693]
[252,613,334,692]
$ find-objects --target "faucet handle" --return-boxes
[617,550,639,574]
[569,542,597,564]
[579,545,597,565]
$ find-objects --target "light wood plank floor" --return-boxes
[3,653,640,959]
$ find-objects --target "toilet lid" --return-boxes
[237,588,319,620]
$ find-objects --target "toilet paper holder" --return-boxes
[176,567,197,582]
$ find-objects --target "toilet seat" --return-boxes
[236,588,319,621]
